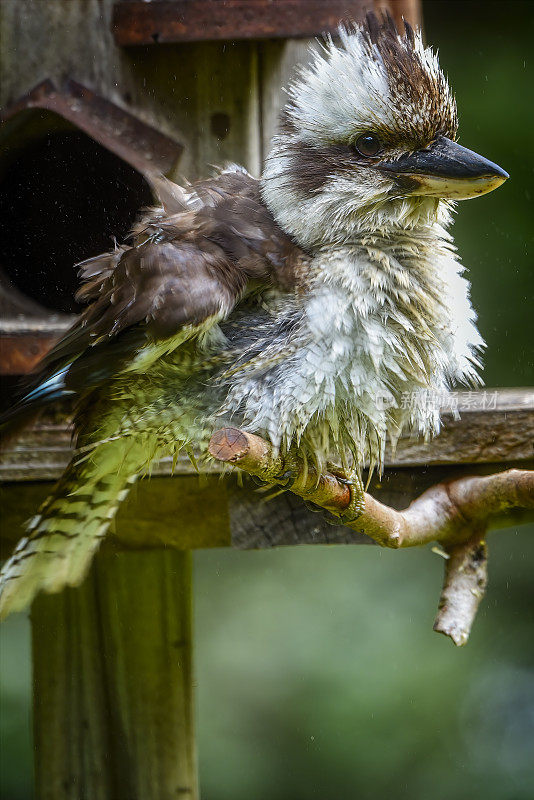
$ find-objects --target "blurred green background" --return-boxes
[1,2,533,799]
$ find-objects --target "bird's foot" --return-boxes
[325,464,365,524]
[269,454,365,527]
[272,451,301,490]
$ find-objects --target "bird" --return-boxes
[0,13,508,617]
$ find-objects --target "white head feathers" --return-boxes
[261,14,458,247]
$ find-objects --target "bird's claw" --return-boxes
[273,457,365,527]
[274,468,297,489]
[272,451,301,489]
[326,466,365,524]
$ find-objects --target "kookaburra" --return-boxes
[0,14,508,617]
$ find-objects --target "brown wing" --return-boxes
[3,169,306,423]
[77,239,244,342]
[76,169,302,344]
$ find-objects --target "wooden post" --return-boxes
[32,549,196,800]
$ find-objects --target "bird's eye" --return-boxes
[355,133,381,157]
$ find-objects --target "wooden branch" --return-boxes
[433,534,488,646]
[209,427,534,645]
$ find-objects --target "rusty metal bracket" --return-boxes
[0,78,183,176]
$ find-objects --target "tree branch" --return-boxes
[433,533,488,646]
[209,427,534,645]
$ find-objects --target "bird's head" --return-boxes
[261,13,508,248]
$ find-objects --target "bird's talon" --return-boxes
[327,466,365,524]
[272,451,301,490]
[274,469,296,489]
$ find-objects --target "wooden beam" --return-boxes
[112,0,423,47]
[113,1,372,46]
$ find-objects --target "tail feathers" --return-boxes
[0,448,138,619]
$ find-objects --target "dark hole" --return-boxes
[210,112,231,141]
[0,130,152,314]
[152,31,160,43]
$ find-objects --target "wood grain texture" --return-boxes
[32,574,113,799]
[112,1,371,45]
[32,549,198,800]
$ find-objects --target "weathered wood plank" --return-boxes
[387,388,534,466]
[32,575,116,799]
[112,1,372,46]
[32,549,198,800]
[258,38,312,161]
[1,390,532,482]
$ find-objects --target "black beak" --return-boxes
[379,136,509,200]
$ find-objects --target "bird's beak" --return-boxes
[379,136,509,200]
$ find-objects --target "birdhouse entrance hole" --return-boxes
[0,81,182,378]
[0,120,152,315]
